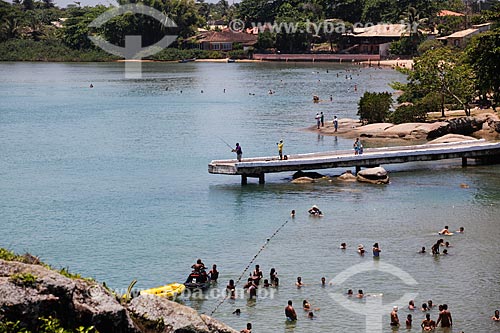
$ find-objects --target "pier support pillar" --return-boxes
[462,157,467,167]
[355,165,361,175]
[259,173,265,184]
[241,175,248,185]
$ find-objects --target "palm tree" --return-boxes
[1,17,22,39]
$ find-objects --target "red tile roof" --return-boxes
[197,30,258,45]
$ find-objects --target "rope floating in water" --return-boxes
[210,219,290,315]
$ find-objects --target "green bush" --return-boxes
[417,91,442,113]
[357,91,393,124]
[1,316,97,332]
[0,39,117,61]
[417,39,445,55]
[228,49,246,59]
[390,104,426,124]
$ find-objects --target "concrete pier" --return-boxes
[208,140,500,184]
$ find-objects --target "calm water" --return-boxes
[1,62,499,333]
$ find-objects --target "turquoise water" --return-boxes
[1,62,499,332]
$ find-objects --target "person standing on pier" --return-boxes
[333,116,338,132]
[320,112,325,127]
[232,143,242,162]
[353,138,361,155]
[315,113,321,129]
[277,140,284,160]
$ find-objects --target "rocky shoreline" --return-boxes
[309,111,500,144]
[0,254,237,333]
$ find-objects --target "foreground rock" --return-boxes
[0,258,237,333]
[129,296,238,333]
[357,167,389,184]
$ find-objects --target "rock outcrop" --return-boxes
[427,117,485,139]
[337,170,357,182]
[357,167,389,184]
[292,170,324,179]
[0,258,237,333]
[428,134,479,144]
[291,176,315,183]
[128,296,238,333]
[312,113,500,141]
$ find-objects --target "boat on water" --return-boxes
[184,270,211,290]
[227,58,236,63]
[140,282,186,299]
[178,58,196,63]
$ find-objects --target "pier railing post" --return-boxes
[462,157,467,167]
[259,173,265,184]
[241,175,247,185]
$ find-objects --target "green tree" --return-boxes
[465,28,500,110]
[399,47,476,116]
[357,91,393,123]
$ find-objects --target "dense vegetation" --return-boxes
[1,0,499,61]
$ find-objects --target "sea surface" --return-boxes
[0,61,499,333]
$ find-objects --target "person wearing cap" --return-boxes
[390,306,400,327]
[277,140,284,160]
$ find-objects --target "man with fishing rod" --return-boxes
[232,143,242,162]
[216,136,242,162]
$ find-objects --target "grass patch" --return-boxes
[9,273,38,287]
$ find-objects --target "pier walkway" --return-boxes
[208,140,500,184]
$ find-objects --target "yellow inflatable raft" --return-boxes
[140,282,186,299]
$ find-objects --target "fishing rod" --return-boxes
[215,135,234,150]
[210,219,291,316]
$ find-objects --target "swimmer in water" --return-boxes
[357,289,364,298]
[419,246,426,253]
[357,244,365,255]
[492,310,500,321]
[285,300,297,321]
[347,289,353,296]
[408,300,415,310]
[457,227,464,233]
[439,225,452,235]
[296,276,305,288]
[303,300,311,311]
[240,322,252,333]
[290,210,295,218]
[340,242,347,250]
[321,277,326,286]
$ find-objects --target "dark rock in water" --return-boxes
[357,167,389,184]
[292,170,324,179]
[0,258,237,333]
[427,117,485,139]
[291,176,315,183]
[338,170,357,182]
